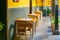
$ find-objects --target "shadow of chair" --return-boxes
[9,24,15,40]
[16,21,32,40]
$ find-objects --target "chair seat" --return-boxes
[19,32,26,35]
[18,29,26,32]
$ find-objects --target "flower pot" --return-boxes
[0,26,5,40]
[48,13,52,17]
[51,24,55,32]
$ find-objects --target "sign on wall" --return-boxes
[13,0,19,2]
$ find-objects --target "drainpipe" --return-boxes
[52,0,59,35]
[42,0,44,11]
[35,0,37,11]
[51,0,55,16]
[30,0,32,14]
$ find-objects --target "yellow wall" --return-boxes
[8,0,60,8]
[36,0,51,6]
[46,0,52,6]
[8,0,36,8]
[59,0,60,6]
[32,0,36,6]
[36,0,43,6]
[8,0,29,8]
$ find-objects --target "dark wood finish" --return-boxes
[51,0,55,16]
[15,20,32,40]
[30,0,32,14]
[6,0,9,40]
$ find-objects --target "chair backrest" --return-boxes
[16,20,33,32]
[26,21,32,28]
[16,21,26,32]
[34,11,42,16]
[27,15,38,21]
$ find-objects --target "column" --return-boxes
[53,0,59,35]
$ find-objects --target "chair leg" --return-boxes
[30,30,33,40]
[35,25,36,35]
[35,23,36,35]
[32,28,33,39]
[25,32,27,40]
[15,34,17,40]
[30,30,31,37]
[30,30,32,38]
[19,32,20,40]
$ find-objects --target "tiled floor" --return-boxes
[16,17,60,40]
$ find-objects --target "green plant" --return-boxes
[51,16,60,25]
[0,23,5,31]
[47,7,51,14]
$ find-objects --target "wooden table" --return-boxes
[15,18,36,38]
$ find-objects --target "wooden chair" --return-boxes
[16,21,32,40]
[27,14,38,22]
[27,15,38,34]
[34,11,42,19]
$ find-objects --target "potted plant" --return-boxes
[51,16,60,32]
[47,7,52,16]
[0,22,5,40]
[0,22,5,31]
[51,16,55,32]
